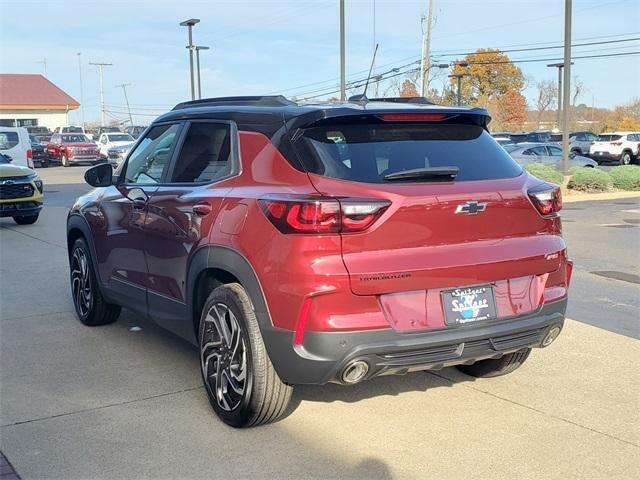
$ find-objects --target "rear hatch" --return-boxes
[293,111,564,296]
[592,134,622,154]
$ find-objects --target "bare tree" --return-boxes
[572,76,584,106]
[535,80,557,127]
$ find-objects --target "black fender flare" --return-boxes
[186,245,275,338]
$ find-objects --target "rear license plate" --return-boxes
[442,285,497,325]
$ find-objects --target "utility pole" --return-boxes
[372,0,378,96]
[36,58,47,78]
[180,19,200,101]
[89,62,112,126]
[448,66,470,106]
[116,83,133,126]
[420,0,433,97]
[339,0,346,101]
[547,62,572,129]
[77,53,85,129]
[191,45,210,99]
[561,0,572,174]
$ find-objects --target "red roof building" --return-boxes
[0,74,80,130]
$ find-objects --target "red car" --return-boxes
[67,96,572,427]
[46,133,100,167]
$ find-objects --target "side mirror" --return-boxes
[84,163,113,187]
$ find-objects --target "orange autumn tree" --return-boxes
[400,79,419,97]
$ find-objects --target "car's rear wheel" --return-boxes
[62,153,69,167]
[455,348,531,378]
[620,151,632,165]
[199,283,292,428]
[70,238,120,326]
[13,214,39,225]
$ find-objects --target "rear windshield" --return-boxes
[297,123,522,183]
[597,134,622,141]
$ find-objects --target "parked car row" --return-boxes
[491,130,639,165]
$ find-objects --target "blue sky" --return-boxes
[1,0,638,125]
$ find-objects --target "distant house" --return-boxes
[0,74,79,130]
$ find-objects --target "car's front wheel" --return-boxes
[455,348,531,378]
[70,238,120,326]
[199,283,292,427]
[13,214,39,225]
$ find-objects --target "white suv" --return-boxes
[0,127,33,169]
[591,132,640,165]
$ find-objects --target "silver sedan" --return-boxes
[504,142,597,169]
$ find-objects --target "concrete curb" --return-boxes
[563,191,640,203]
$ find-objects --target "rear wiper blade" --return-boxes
[384,166,459,181]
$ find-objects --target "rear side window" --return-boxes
[597,134,622,141]
[297,123,522,183]
[0,132,19,150]
[170,123,233,183]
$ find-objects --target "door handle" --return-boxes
[192,202,212,216]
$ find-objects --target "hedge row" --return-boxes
[525,163,640,192]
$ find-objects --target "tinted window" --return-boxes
[298,123,522,183]
[107,134,134,142]
[0,132,19,150]
[62,127,83,133]
[170,123,233,183]
[124,123,180,184]
[597,134,622,141]
[548,146,563,157]
[523,146,547,156]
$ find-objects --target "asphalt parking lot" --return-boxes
[1,166,639,479]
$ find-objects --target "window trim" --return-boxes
[118,121,185,186]
[161,119,241,187]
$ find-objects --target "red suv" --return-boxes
[67,96,572,427]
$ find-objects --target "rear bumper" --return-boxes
[263,299,566,385]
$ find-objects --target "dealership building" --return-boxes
[0,74,80,130]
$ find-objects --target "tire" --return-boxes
[199,283,292,428]
[70,238,120,326]
[62,153,69,167]
[455,348,531,378]
[620,151,632,165]
[13,214,39,225]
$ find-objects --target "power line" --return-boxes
[297,50,640,101]
[278,33,639,97]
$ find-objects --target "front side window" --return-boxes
[0,132,19,150]
[170,123,233,183]
[123,123,180,184]
[523,146,547,156]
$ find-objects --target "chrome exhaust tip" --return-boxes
[542,325,562,347]
[341,360,369,384]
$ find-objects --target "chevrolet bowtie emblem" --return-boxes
[455,201,487,215]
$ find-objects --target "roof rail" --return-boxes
[368,97,436,105]
[172,95,295,110]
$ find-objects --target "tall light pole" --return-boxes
[420,0,434,97]
[339,0,346,101]
[449,63,470,106]
[561,0,573,174]
[190,45,210,99]
[180,18,200,100]
[547,61,572,130]
[116,83,133,126]
[89,62,112,126]
[77,53,85,129]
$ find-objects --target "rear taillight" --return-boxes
[26,148,32,159]
[259,195,390,234]
[528,184,562,216]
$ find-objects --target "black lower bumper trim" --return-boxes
[0,201,42,218]
[262,299,567,385]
